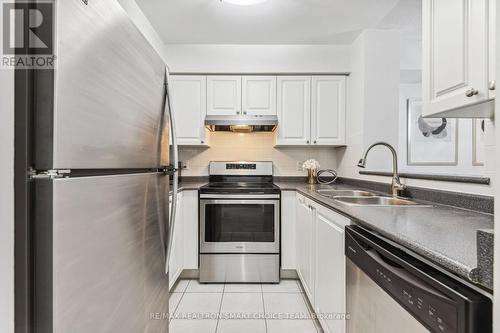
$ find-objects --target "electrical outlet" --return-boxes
[179,161,189,170]
[297,161,304,171]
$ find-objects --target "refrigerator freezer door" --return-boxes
[34,0,168,170]
[34,173,169,333]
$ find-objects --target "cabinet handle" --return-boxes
[243,111,247,115]
[201,140,204,144]
[306,140,310,144]
[314,140,317,144]
[465,88,479,97]
[236,111,241,115]
[489,80,496,91]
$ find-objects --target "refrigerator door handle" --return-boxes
[164,66,179,275]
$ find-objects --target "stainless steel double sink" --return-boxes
[316,189,421,206]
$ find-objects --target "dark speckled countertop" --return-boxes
[169,181,208,196]
[173,179,493,290]
[275,181,494,291]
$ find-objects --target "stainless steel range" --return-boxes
[199,161,280,283]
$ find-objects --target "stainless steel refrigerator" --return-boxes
[29,1,178,332]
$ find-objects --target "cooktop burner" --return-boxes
[200,182,280,194]
[200,161,280,195]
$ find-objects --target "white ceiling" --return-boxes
[135,0,420,45]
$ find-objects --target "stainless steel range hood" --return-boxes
[205,115,278,133]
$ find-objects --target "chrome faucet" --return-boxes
[357,142,405,197]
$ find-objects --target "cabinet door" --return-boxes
[296,194,315,302]
[207,76,242,115]
[170,76,207,146]
[311,76,346,146]
[242,76,277,115]
[314,206,349,333]
[488,0,496,100]
[276,76,311,145]
[295,195,306,287]
[422,0,489,117]
[169,192,184,290]
[281,191,297,269]
[182,190,199,270]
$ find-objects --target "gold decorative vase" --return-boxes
[307,169,317,184]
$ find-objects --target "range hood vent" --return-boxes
[205,115,278,133]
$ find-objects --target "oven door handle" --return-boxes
[200,199,280,205]
[200,194,280,199]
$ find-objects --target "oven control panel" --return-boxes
[209,161,273,176]
[226,163,256,170]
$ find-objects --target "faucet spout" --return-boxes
[358,142,405,197]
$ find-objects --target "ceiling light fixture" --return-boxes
[220,0,268,6]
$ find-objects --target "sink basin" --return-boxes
[333,196,421,206]
[316,190,376,198]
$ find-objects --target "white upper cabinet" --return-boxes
[311,76,346,145]
[207,76,242,115]
[276,76,311,145]
[242,76,277,115]
[422,0,493,117]
[170,75,207,146]
[488,0,496,100]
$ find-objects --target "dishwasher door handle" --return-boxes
[346,227,453,304]
[365,248,452,303]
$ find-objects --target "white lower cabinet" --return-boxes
[294,193,349,333]
[182,190,199,270]
[296,193,315,303]
[314,204,349,333]
[281,191,297,269]
[168,190,198,290]
[169,191,184,290]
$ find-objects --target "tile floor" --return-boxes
[169,279,321,333]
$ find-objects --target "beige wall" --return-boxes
[337,29,401,181]
[337,29,496,196]
[164,44,351,74]
[118,0,168,62]
[179,131,338,177]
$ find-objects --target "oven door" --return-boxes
[200,196,280,254]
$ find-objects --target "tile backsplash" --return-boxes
[178,132,338,176]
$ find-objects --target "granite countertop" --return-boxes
[275,181,494,291]
[169,181,208,196]
[179,181,208,191]
[172,179,493,290]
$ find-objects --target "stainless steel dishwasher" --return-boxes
[345,225,492,333]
